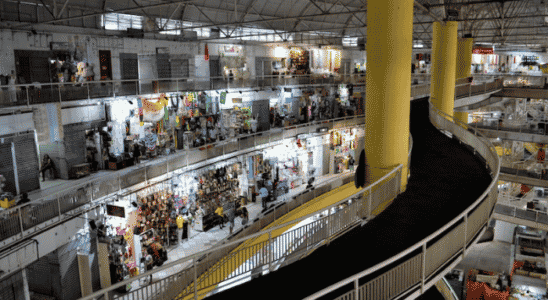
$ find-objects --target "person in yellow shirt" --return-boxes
[215,204,224,229]
[176,215,184,244]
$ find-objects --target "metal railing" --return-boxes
[78,160,404,300]
[434,278,459,300]
[494,203,548,225]
[0,74,363,108]
[494,194,548,226]
[0,77,502,253]
[92,134,413,300]
[0,114,365,249]
[302,99,500,300]
[0,72,505,110]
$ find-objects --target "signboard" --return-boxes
[472,47,494,55]
[232,98,242,103]
[106,204,126,218]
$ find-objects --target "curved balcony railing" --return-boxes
[0,77,503,250]
[302,100,500,300]
[0,114,365,250]
[0,73,503,109]
[79,139,411,300]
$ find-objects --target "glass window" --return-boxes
[102,13,143,31]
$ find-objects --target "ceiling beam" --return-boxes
[10,0,192,29]
[56,0,70,19]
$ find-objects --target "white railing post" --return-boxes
[57,197,62,220]
[26,87,30,106]
[354,278,359,300]
[463,215,468,258]
[469,83,471,97]
[368,188,372,219]
[194,258,198,300]
[18,207,24,234]
[421,243,426,293]
[268,232,272,271]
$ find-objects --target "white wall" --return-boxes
[493,220,517,244]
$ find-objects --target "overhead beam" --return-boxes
[56,0,71,19]
[10,0,193,29]
[414,1,445,24]
[37,0,56,19]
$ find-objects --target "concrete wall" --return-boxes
[493,220,518,244]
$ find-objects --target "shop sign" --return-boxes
[50,42,69,51]
[472,47,494,54]
[232,98,242,103]
[107,204,126,218]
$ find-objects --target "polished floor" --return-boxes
[206,97,493,300]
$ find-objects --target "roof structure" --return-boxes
[1,0,547,50]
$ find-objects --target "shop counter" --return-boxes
[195,213,217,232]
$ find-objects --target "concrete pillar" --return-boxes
[365,0,414,190]
[455,38,474,79]
[430,21,459,118]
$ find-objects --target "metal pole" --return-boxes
[87,82,90,99]
[268,232,272,271]
[26,87,30,106]
[421,243,426,293]
[18,207,25,234]
[194,258,198,300]
[354,278,359,300]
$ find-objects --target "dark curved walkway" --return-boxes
[207,98,492,300]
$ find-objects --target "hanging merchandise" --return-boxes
[137,98,144,126]
[205,44,210,61]
[164,106,169,121]
[220,91,227,104]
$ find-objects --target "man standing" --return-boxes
[215,204,224,229]
[259,185,269,209]
[227,206,235,235]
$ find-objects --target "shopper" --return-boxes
[227,207,235,235]
[176,214,185,244]
[16,193,30,206]
[39,154,54,181]
[259,186,269,209]
[239,206,249,226]
[133,143,141,164]
[215,204,224,229]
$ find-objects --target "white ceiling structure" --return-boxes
[1,0,548,51]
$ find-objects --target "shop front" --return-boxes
[472,46,498,74]
[329,127,363,174]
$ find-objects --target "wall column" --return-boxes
[430,21,459,117]
[455,38,474,79]
[365,0,414,191]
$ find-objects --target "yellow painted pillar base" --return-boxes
[454,111,469,125]
[431,21,459,118]
[365,0,414,191]
[456,38,474,79]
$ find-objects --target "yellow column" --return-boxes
[430,21,458,117]
[454,111,469,126]
[365,0,414,191]
[455,38,474,79]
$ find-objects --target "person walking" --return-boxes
[215,204,224,229]
[227,207,235,235]
[39,154,54,181]
[239,206,249,226]
[176,214,185,244]
[259,185,269,209]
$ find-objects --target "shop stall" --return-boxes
[330,128,361,174]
